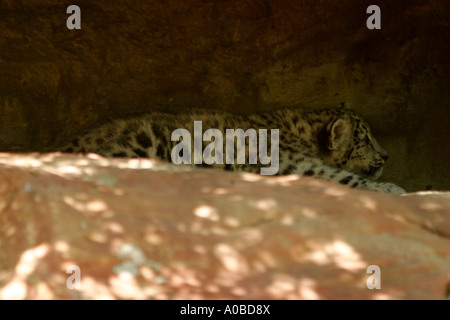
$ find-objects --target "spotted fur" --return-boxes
[60,107,405,194]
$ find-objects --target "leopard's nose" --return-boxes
[381,153,388,162]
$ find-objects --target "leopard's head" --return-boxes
[320,112,388,180]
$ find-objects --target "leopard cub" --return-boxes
[60,107,405,194]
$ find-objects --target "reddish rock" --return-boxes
[0,153,449,300]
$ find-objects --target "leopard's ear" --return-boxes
[327,118,350,150]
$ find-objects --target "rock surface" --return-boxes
[0,153,449,300]
[0,0,449,191]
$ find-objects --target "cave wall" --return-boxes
[0,0,448,191]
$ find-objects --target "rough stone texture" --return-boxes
[0,153,449,300]
[0,1,448,192]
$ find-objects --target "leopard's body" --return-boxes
[60,107,405,194]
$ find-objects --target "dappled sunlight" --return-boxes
[385,212,407,224]
[62,195,85,212]
[108,273,147,299]
[0,244,50,299]
[35,281,56,299]
[3,223,17,238]
[199,187,230,195]
[53,241,70,254]
[80,276,115,300]
[223,216,241,228]
[116,158,157,169]
[111,188,126,196]
[192,245,208,255]
[41,165,84,178]
[63,196,109,215]
[57,165,83,175]
[359,196,378,211]
[193,205,220,221]
[257,250,278,269]
[266,274,297,298]
[143,225,165,246]
[373,293,393,300]
[144,232,163,245]
[87,232,108,243]
[250,198,278,211]
[265,275,321,300]
[404,191,450,196]
[213,187,229,195]
[420,201,443,211]
[301,207,318,218]
[168,273,186,287]
[302,240,367,272]
[281,215,295,225]
[104,221,125,234]
[171,264,202,288]
[85,153,103,160]
[214,244,249,274]
[139,265,156,282]
[0,154,171,190]
[298,278,320,300]
[0,157,43,168]
[15,244,50,278]
[86,200,109,212]
[263,174,300,187]
[323,186,348,197]
[230,286,248,297]
[213,268,247,289]
[240,173,263,182]
[0,278,28,300]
